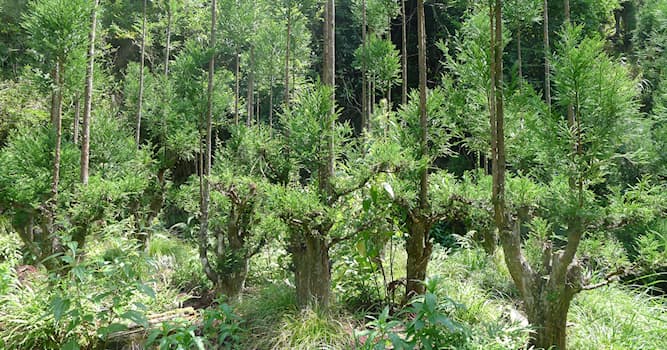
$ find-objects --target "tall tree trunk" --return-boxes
[322,0,335,194]
[361,0,367,132]
[269,77,274,128]
[164,3,172,76]
[405,0,431,300]
[247,48,255,126]
[543,0,551,109]
[81,0,98,186]
[493,1,582,348]
[51,62,64,201]
[46,61,65,268]
[563,0,575,133]
[491,0,505,255]
[199,0,218,286]
[517,29,523,85]
[293,0,335,310]
[284,2,292,108]
[136,0,147,147]
[235,51,240,125]
[73,97,80,145]
[401,0,408,106]
[417,0,428,211]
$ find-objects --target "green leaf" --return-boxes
[136,282,156,299]
[51,296,70,323]
[121,310,149,328]
[62,339,80,350]
[98,323,128,338]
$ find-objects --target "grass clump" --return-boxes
[568,286,667,350]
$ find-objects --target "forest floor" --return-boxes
[1,226,666,349]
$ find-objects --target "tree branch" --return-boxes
[582,266,632,291]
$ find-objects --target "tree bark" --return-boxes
[564,0,570,23]
[269,77,274,128]
[81,0,98,185]
[199,0,218,287]
[235,51,240,125]
[405,215,432,298]
[401,0,408,106]
[136,0,147,147]
[247,48,255,126]
[361,0,367,132]
[322,0,335,197]
[291,231,331,308]
[417,0,428,211]
[51,62,64,201]
[164,3,172,76]
[291,0,336,310]
[543,0,551,109]
[517,29,523,85]
[284,1,292,108]
[73,97,80,145]
[404,0,431,300]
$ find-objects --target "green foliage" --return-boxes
[355,278,470,350]
[0,70,48,145]
[549,25,639,182]
[354,35,401,94]
[350,0,400,35]
[21,0,90,63]
[0,125,78,207]
[281,83,349,175]
[0,230,156,349]
[634,0,667,108]
[145,302,243,350]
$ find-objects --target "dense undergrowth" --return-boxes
[1,221,665,349]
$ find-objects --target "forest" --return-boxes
[0,0,666,349]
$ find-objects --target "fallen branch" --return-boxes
[107,307,198,343]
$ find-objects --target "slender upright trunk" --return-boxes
[293,0,335,309]
[136,0,147,146]
[492,0,505,232]
[564,0,575,131]
[517,29,523,85]
[484,2,499,254]
[269,77,274,128]
[247,48,255,126]
[235,51,240,125]
[81,0,98,185]
[361,0,367,132]
[322,0,335,189]
[417,0,428,211]
[543,0,551,109]
[51,62,64,201]
[284,2,292,108]
[401,0,408,105]
[73,97,80,144]
[44,60,65,267]
[405,0,430,300]
[256,93,260,123]
[164,4,172,76]
[199,0,218,286]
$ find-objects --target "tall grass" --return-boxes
[568,286,667,349]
